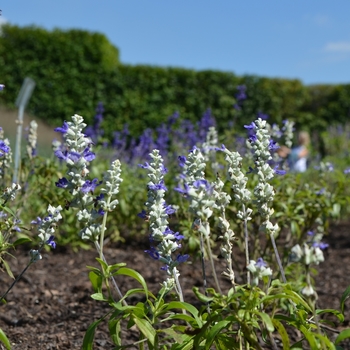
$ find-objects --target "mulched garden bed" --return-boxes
[0,221,349,349]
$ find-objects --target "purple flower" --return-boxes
[97,208,105,216]
[139,162,151,170]
[257,111,269,120]
[307,230,315,236]
[81,178,101,193]
[246,166,255,174]
[145,247,160,260]
[256,257,267,268]
[215,144,226,151]
[268,139,280,151]
[54,121,69,134]
[96,193,104,201]
[313,242,329,250]
[46,235,56,249]
[83,147,95,162]
[163,203,175,215]
[0,84,5,91]
[273,166,286,176]
[54,150,81,163]
[248,134,257,143]
[193,179,212,192]
[148,180,167,192]
[55,177,69,189]
[137,210,149,220]
[0,140,10,155]
[316,188,325,195]
[344,167,350,175]
[244,122,256,130]
[174,183,190,195]
[178,156,187,167]
[31,217,42,225]
[234,85,247,110]
[176,254,189,264]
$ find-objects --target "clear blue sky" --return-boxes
[1,1,350,85]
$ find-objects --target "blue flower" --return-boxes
[46,235,56,249]
[83,147,95,161]
[54,150,81,163]
[244,122,256,130]
[316,188,325,195]
[137,210,149,220]
[313,242,329,250]
[0,84,5,91]
[178,156,187,167]
[268,139,280,151]
[273,166,286,175]
[176,254,189,263]
[55,177,69,189]
[163,203,175,215]
[193,179,212,193]
[145,247,160,260]
[0,140,10,155]
[256,257,267,268]
[31,217,42,225]
[81,178,101,193]
[54,121,69,134]
[148,180,167,192]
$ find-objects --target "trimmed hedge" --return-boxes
[1,24,350,139]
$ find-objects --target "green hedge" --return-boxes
[1,24,350,139]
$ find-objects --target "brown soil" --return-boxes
[0,221,349,350]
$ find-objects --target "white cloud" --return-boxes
[324,41,350,53]
[0,16,8,26]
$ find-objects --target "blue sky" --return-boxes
[1,1,350,85]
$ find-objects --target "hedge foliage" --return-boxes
[1,24,350,139]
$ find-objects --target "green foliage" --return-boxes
[2,24,350,143]
[0,24,119,127]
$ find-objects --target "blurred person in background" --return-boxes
[278,131,310,172]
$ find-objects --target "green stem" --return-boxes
[0,260,33,302]
[199,231,210,313]
[242,204,251,285]
[94,241,127,306]
[99,194,111,260]
[270,232,286,283]
[204,222,222,294]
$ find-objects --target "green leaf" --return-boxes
[12,237,32,246]
[272,318,290,349]
[166,301,202,327]
[82,317,105,350]
[95,257,109,272]
[205,319,230,349]
[256,312,274,332]
[192,287,213,304]
[316,308,344,323]
[161,328,185,344]
[132,316,156,346]
[340,285,350,314]
[108,318,121,346]
[1,259,14,279]
[335,328,350,345]
[91,293,107,301]
[0,328,11,350]
[89,271,102,293]
[298,325,317,349]
[114,267,148,299]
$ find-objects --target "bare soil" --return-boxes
[0,221,349,349]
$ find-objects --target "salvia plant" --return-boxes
[1,100,350,349]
